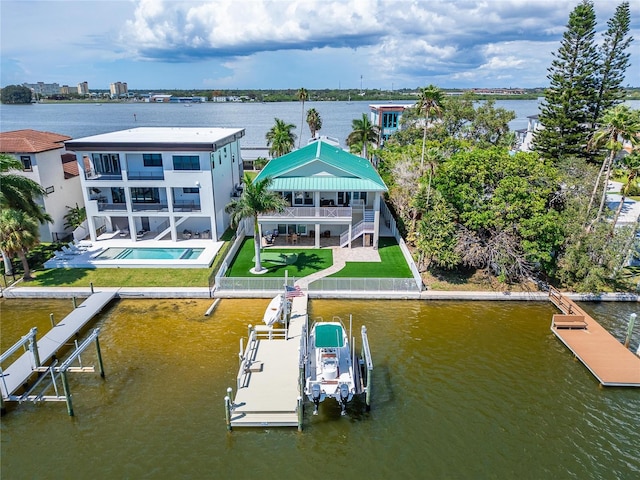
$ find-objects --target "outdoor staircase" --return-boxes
[339,210,375,247]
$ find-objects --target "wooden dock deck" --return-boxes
[1,291,116,400]
[549,287,640,387]
[228,294,307,428]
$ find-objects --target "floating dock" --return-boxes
[1,291,116,401]
[549,287,640,387]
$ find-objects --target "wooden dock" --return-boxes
[227,294,308,428]
[1,291,116,400]
[549,287,640,387]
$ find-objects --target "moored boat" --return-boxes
[305,319,360,415]
[263,294,284,326]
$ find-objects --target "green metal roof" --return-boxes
[253,141,387,192]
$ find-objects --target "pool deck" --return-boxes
[43,238,223,269]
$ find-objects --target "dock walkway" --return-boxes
[1,291,116,399]
[228,294,307,428]
[549,287,640,387]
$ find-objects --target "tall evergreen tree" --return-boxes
[591,1,633,125]
[533,0,599,161]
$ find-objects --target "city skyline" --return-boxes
[1,0,638,91]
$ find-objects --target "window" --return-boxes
[382,112,398,128]
[353,192,368,203]
[143,153,162,167]
[45,186,54,194]
[173,155,200,170]
[183,187,199,194]
[21,156,32,171]
[130,187,159,203]
[92,153,121,174]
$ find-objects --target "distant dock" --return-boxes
[549,287,640,387]
[1,291,116,407]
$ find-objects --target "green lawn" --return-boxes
[26,267,212,288]
[226,238,333,277]
[329,237,413,278]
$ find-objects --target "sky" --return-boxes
[1,0,639,91]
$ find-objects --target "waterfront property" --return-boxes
[0,129,84,242]
[369,103,414,147]
[64,127,245,244]
[253,140,388,249]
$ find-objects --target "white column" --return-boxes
[315,223,320,248]
[373,192,381,249]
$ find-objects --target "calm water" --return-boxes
[0,99,545,147]
[1,298,639,479]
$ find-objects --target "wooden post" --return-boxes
[95,336,105,378]
[297,396,303,432]
[50,313,56,327]
[29,327,40,368]
[365,369,372,412]
[90,282,94,294]
[624,313,636,349]
[72,297,77,309]
[61,371,74,416]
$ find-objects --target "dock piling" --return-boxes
[61,371,74,416]
[90,282,94,294]
[225,387,233,431]
[297,396,303,431]
[95,335,105,378]
[50,313,55,327]
[72,297,77,309]
[624,313,636,349]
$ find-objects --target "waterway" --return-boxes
[1,297,638,479]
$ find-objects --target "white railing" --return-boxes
[258,206,352,219]
[308,277,421,293]
[339,221,374,247]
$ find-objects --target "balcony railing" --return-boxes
[131,202,169,212]
[85,169,123,181]
[258,206,352,219]
[97,202,127,212]
[173,201,201,212]
[127,170,165,180]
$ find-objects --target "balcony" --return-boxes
[258,206,352,220]
[127,170,165,180]
[173,200,201,212]
[132,202,169,212]
[84,169,123,181]
[97,202,127,212]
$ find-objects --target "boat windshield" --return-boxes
[315,324,344,348]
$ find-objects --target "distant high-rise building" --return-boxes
[110,82,128,97]
[60,85,70,95]
[22,82,61,95]
[77,81,89,95]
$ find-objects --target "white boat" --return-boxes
[263,294,284,326]
[305,320,358,415]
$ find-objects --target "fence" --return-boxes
[380,201,424,291]
[308,277,420,293]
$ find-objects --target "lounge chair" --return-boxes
[62,246,80,255]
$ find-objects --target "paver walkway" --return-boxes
[295,245,380,289]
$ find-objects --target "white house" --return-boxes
[253,140,388,248]
[64,127,245,243]
[0,129,84,242]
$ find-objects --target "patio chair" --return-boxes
[62,246,80,255]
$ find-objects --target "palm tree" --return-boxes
[266,118,297,158]
[346,113,379,161]
[225,173,287,274]
[297,88,308,148]
[611,151,640,230]
[0,153,51,275]
[416,85,444,170]
[64,203,87,230]
[306,108,322,140]
[586,105,640,227]
[0,209,40,280]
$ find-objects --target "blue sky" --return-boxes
[1,0,638,91]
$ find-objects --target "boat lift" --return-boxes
[1,327,105,416]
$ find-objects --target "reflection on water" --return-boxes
[1,298,639,479]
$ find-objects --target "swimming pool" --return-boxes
[95,247,204,261]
